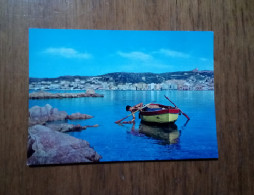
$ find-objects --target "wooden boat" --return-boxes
[139,103,180,124]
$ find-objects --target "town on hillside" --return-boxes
[29,69,214,91]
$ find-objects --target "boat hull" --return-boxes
[140,104,180,124]
[140,112,179,124]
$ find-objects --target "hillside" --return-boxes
[30,70,213,84]
[29,70,214,91]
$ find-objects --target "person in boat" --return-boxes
[126,103,143,122]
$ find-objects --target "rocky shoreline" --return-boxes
[28,104,94,127]
[27,125,101,165]
[29,89,104,99]
[27,104,102,165]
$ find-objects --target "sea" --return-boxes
[29,90,218,162]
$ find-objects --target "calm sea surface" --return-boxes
[29,90,218,162]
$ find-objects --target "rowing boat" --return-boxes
[139,103,180,124]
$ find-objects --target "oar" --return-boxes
[164,95,190,120]
[114,103,152,124]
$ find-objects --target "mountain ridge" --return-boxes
[29,70,214,84]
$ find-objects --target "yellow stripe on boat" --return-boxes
[140,113,179,123]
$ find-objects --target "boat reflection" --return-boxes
[138,122,180,145]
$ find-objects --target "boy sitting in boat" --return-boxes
[126,103,143,122]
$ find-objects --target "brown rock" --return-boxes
[27,125,102,165]
[85,89,95,95]
[67,112,93,120]
[29,104,67,126]
[45,123,86,133]
[29,91,104,99]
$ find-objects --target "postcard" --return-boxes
[27,29,218,165]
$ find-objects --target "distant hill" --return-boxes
[29,70,214,84]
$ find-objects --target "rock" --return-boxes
[86,124,99,128]
[85,89,95,95]
[28,118,46,126]
[29,104,67,126]
[27,133,35,158]
[45,123,99,133]
[27,125,102,165]
[48,108,68,122]
[29,91,104,99]
[45,123,86,133]
[29,104,51,124]
[28,104,96,126]
[84,89,104,97]
[67,112,93,120]
[78,89,104,97]
[29,91,59,99]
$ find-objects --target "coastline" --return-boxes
[29,70,214,91]
[28,90,217,162]
[29,90,104,99]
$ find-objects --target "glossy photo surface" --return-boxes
[28,29,217,165]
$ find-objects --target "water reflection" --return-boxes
[127,121,181,145]
[139,122,180,145]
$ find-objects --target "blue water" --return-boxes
[29,90,218,162]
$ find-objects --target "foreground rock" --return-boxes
[29,104,68,126]
[29,90,104,99]
[67,112,93,120]
[27,125,102,165]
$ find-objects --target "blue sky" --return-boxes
[29,29,213,78]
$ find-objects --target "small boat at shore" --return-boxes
[139,103,180,124]
[115,96,189,125]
